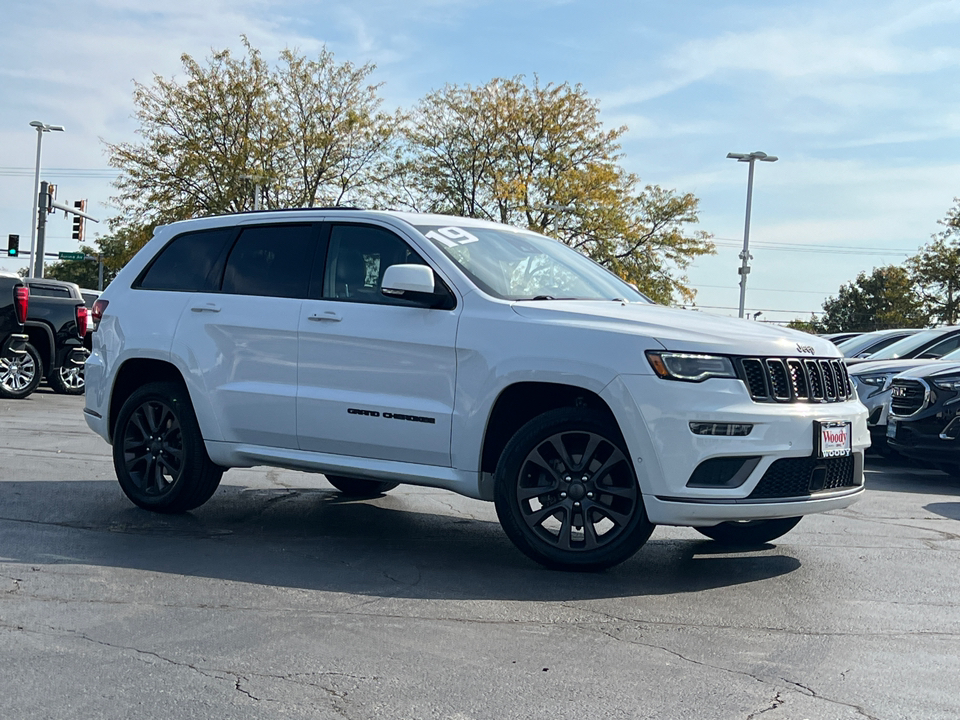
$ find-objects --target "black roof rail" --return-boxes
[235,206,365,215]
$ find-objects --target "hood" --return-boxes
[510,301,839,357]
[847,357,949,377]
[896,361,960,381]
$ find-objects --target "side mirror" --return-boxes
[381,264,454,309]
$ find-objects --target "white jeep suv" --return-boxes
[84,209,868,569]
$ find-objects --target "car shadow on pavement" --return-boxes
[924,502,960,521]
[0,480,802,602]
[863,454,960,495]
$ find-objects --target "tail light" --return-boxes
[76,304,89,337]
[13,285,29,325]
[91,298,108,331]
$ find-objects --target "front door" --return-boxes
[297,222,459,466]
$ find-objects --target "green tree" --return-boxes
[815,265,928,333]
[787,316,819,333]
[105,39,401,250]
[394,77,713,304]
[907,198,960,324]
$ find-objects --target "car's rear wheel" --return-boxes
[494,408,653,571]
[695,517,802,545]
[113,381,223,513]
[49,363,85,395]
[325,475,399,497]
[0,343,43,399]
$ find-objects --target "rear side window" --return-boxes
[138,228,235,292]
[222,224,317,298]
[28,284,72,298]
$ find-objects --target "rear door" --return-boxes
[296,221,459,466]
[174,222,322,449]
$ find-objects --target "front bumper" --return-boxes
[604,374,869,526]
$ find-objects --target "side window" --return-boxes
[137,228,236,292]
[322,224,429,305]
[222,224,318,299]
[922,335,960,358]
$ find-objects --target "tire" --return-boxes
[0,343,43,400]
[494,408,654,571]
[325,475,399,497]
[695,517,802,545]
[113,381,223,513]
[49,363,85,395]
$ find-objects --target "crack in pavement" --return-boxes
[585,624,882,720]
[780,677,881,720]
[0,620,373,712]
[745,690,783,719]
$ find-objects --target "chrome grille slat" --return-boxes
[890,378,927,416]
[739,357,851,404]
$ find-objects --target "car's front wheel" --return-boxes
[695,517,802,545]
[113,381,223,513]
[494,408,653,571]
[0,343,43,400]
[325,475,399,497]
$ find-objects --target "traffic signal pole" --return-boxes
[31,181,100,278]
[33,182,49,277]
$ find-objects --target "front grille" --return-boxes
[749,455,859,499]
[890,379,926,416]
[737,357,852,403]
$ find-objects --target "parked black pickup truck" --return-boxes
[0,271,32,399]
[22,278,88,395]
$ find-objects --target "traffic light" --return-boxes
[7,234,19,257]
[72,200,86,241]
[46,184,56,213]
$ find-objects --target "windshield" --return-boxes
[415,223,651,303]
[865,328,945,360]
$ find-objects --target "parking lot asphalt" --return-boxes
[1,390,959,719]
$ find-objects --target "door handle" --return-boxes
[191,304,221,313]
[308,311,342,322]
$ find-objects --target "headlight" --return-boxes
[646,352,737,382]
[855,373,892,390]
[932,376,960,390]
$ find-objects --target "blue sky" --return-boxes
[2,0,959,323]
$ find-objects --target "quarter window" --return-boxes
[137,228,235,292]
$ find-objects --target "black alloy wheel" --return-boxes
[325,475,399,497]
[113,381,223,513]
[0,343,43,400]
[695,517,802,545]
[494,408,653,571]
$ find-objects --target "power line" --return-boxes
[695,283,832,295]
[0,166,118,178]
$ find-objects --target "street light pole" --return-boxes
[727,151,778,319]
[27,120,64,277]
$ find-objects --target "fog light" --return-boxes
[689,422,753,436]
[687,456,761,488]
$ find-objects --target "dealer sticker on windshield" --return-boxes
[818,421,852,458]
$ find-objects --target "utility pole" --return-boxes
[28,121,64,277]
[727,151,778,319]
[240,173,269,211]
